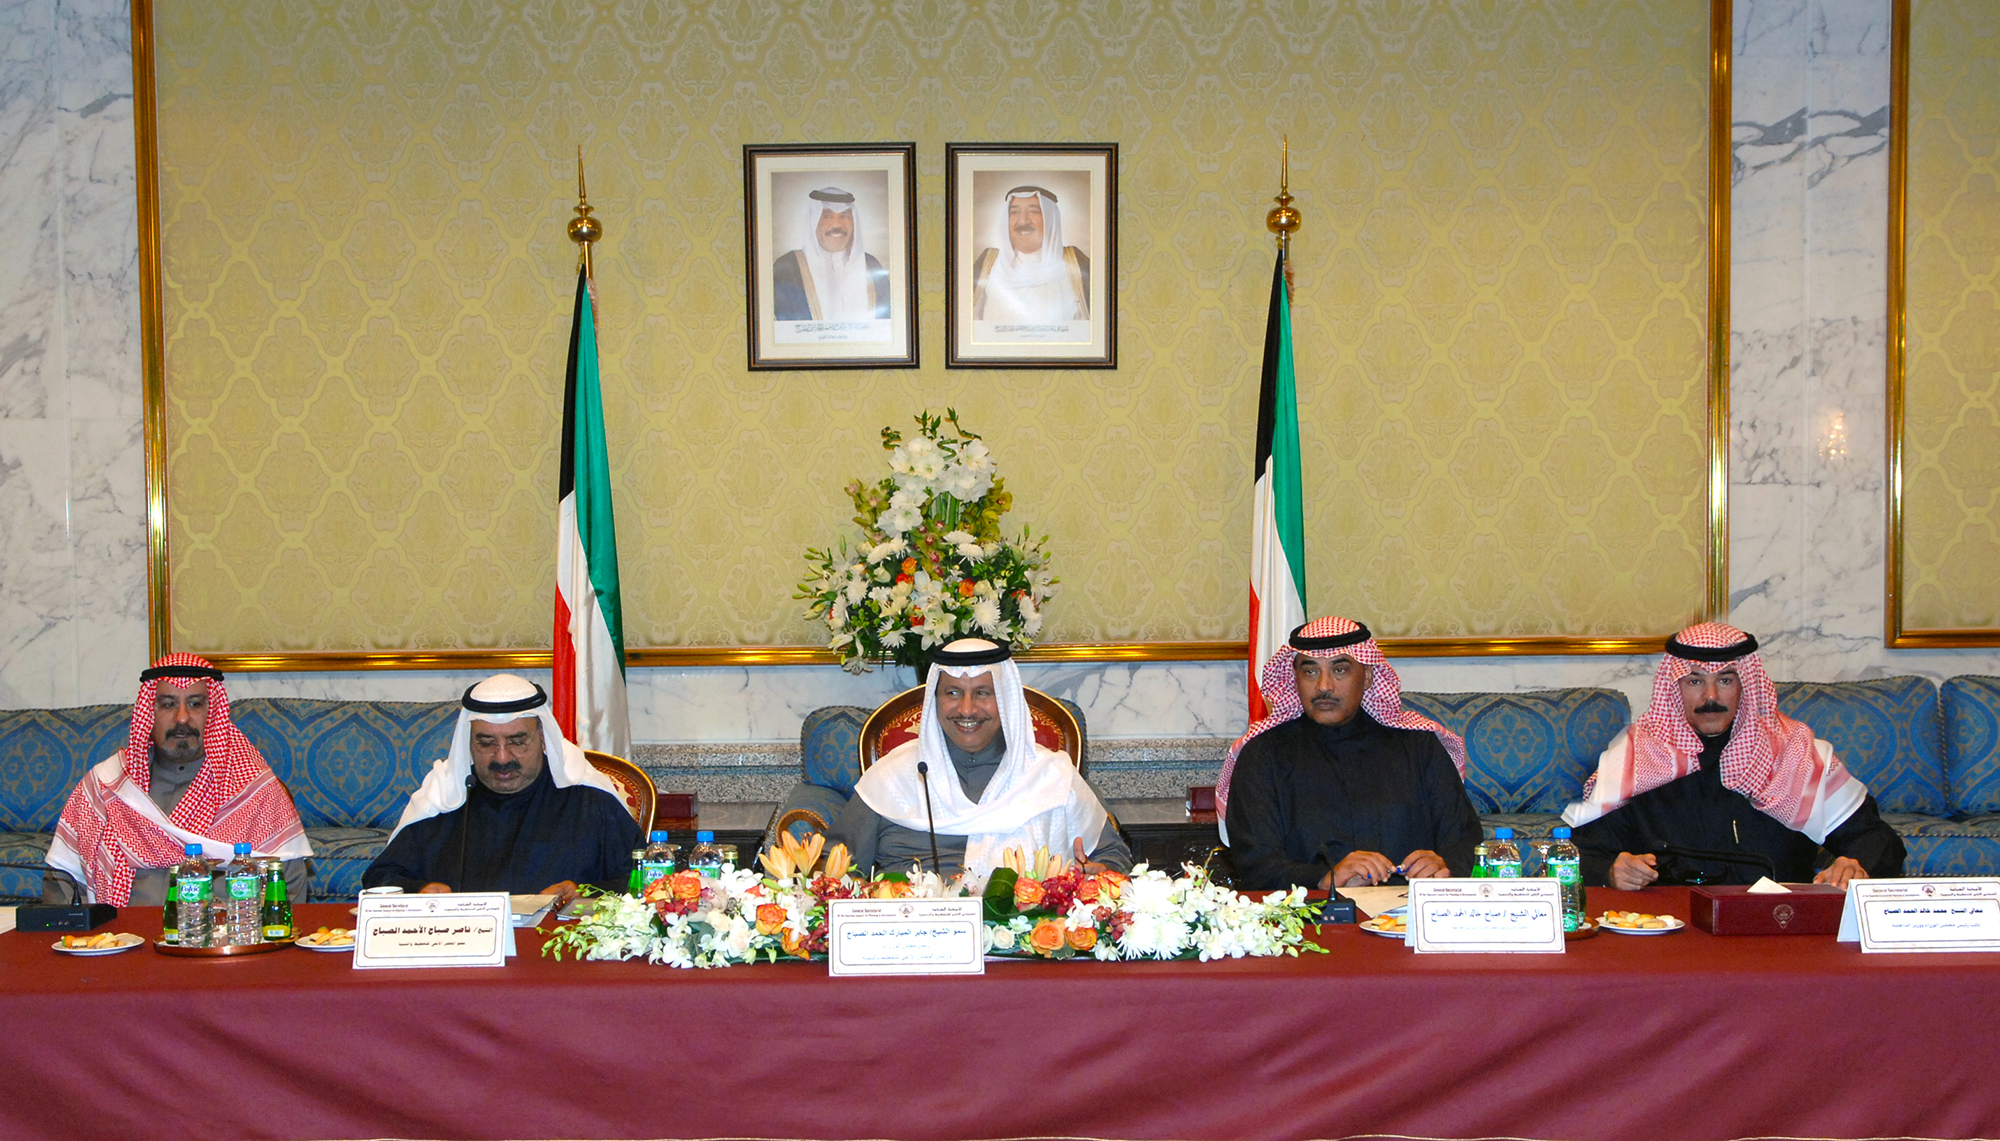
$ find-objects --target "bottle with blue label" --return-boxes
[688,831,723,880]
[1548,826,1586,931]
[1485,828,1523,878]
[171,844,215,948]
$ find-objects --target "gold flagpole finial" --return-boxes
[1265,136,1300,291]
[568,145,601,276]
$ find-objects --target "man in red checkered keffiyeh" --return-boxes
[1221,617,1482,891]
[1562,622,1904,889]
[44,654,311,906]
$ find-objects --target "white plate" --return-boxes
[52,933,144,956]
[1357,917,1407,938]
[295,932,356,952]
[1597,914,1684,935]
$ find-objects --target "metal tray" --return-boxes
[154,937,294,957]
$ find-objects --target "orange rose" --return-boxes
[1095,871,1128,901]
[1066,924,1097,952]
[1013,877,1046,910]
[1029,919,1066,955]
[668,871,702,903]
[901,557,918,573]
[1076,877,1100,903]
[909,613,925,626]
[957,579,976,597]
[781,928,811,958]
[873,879,914,899]
[755,903,786,936]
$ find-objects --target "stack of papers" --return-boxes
[509,894,557,927]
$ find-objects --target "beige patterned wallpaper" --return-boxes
[156,0,1713,653]
[1903,0,2000,631]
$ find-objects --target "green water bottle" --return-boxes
[260,857,292,940]
[1470,840,1490,877]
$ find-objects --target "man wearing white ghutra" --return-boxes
[972,185,1091,324]
[772,186,891,322]
[833,638,1129,882]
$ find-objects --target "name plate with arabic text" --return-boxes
[827,898,985,976]
[1839,879,2000,953]
[1408,879,1566,954]
[353,892,513,969]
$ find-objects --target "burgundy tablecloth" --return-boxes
[5,890,1998,1141]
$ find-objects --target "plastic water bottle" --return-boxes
[1470,840,1490,877]
[224,843,264,945]
[1548,826,1586,931]
[627,849,646,895]
[688,831,723,881]
[259,857,292,941]
[639,831,678,892]
[172,845,215,948]
[1486,828,1523,878]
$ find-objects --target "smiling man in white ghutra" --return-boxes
[832,638,1130,882]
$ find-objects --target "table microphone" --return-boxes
[1653,841,1777,884]
[453,771,475,891]
[916,761,942,873]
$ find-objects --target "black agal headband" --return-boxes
[930,641,1012,667]
[1290,622,1372,653]
[1665,632,1759,663]
[140,665,223,683]
[1005,185,1058,202]
[809,188,856,204]
[461,682,549,715]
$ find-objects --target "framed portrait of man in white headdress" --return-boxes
[945,143,1116,369]
[744,143,918,370]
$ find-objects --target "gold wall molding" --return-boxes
[137,1,1733,670]
[1885,0,2000,648]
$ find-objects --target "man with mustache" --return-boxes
[972,185,1090,323]
[1564,622,1904,889]
[363,674,639,898]
[772,186,891,321]
[1219,618,1481,891]
[832,638,1129,882]
[44,654,312,905]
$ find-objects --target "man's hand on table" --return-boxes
[540,880,580,909]
[1329,850,1397,888]
[1069,838,1108,876]
[1610,852,1660,891]
[1814,856,1867,888]
[1399,850,1450,879]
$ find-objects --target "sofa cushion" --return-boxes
[304,826,392,901]
[801,706,870,796]
[1403,689,1630,814]
[0,831,52,901]
[1776,677,1945,815]
[1882,812,2000,878]
[230,699,459,830]
[0,704,131,832]
[1942,677,2000,814]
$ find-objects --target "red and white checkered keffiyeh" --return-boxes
[1216,617,1467,817]
[1562,623,1865,842]
[49,654,307,905]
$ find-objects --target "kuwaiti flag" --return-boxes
[1247,249,1306,724]
[553,264,630,757]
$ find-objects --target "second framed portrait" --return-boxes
[945,143,1117,369]
[744,143,918,370]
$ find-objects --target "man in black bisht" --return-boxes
[1219,617,1482,892]
[1562,622,1904,888]
[363,674,640,898]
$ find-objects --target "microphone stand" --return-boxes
[916,761,942,874]
[453,772,475,891]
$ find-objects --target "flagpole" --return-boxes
[569,146,600,278]
[1266,135,1300,292]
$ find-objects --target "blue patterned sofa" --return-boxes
[0,699,457,902]
[1402,687,1633,835]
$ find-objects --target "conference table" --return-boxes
[5,888,1997,1141]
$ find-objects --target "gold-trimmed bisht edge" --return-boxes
[195,637,1676,672]
[1883,0,2000,649]
[1704,0,1733,623]
[133,0,171,663]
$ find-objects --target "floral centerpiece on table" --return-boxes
[543,834,1325,969]
[799,409,1057,674]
